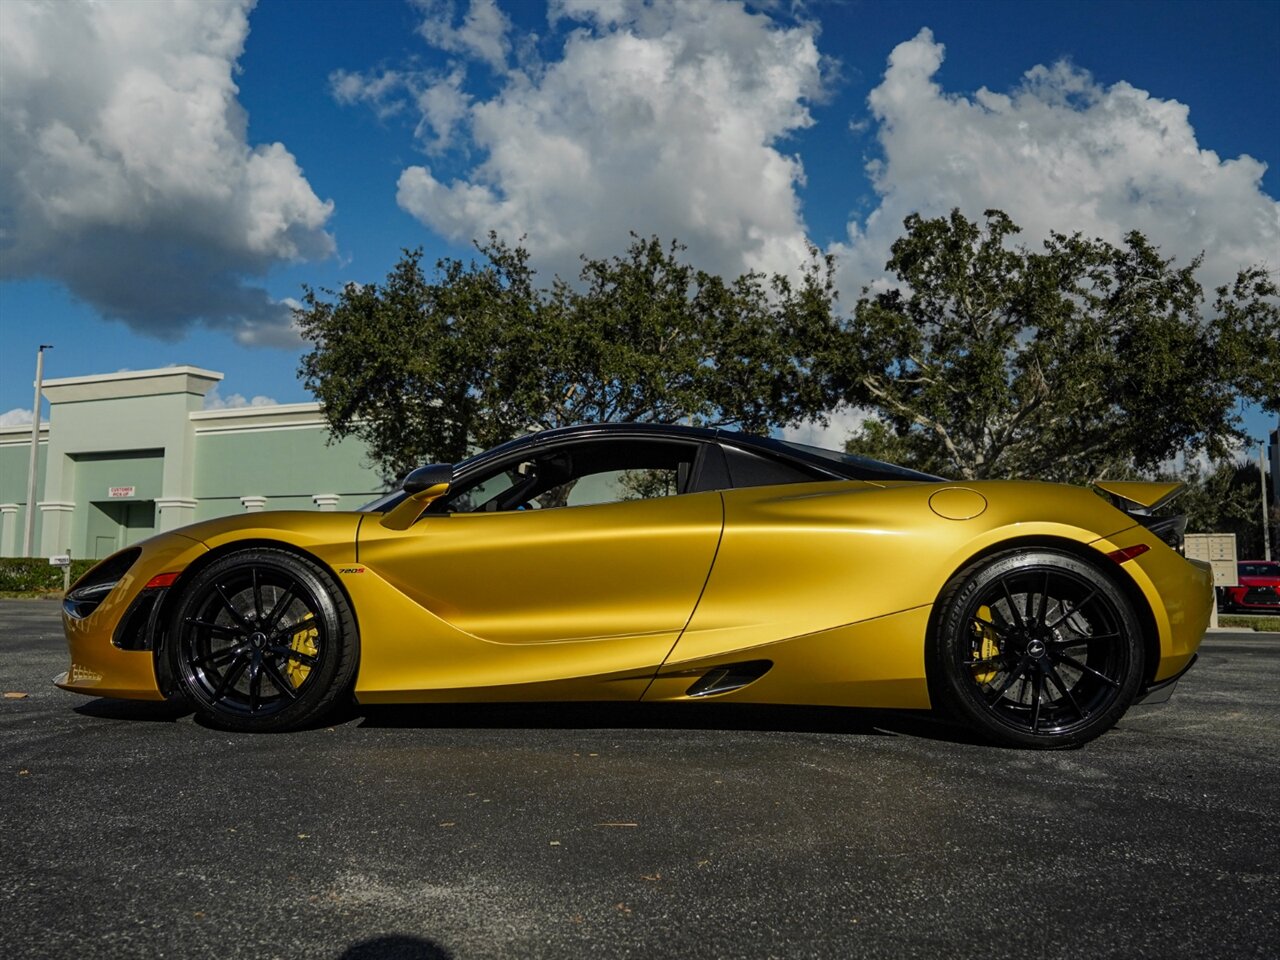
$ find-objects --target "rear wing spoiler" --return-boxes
[1092,480,1185,515]
[1093,480,1187,553]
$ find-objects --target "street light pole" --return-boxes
[1262,441,1272,562]
[21,344,52,558]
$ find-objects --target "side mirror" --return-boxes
[379,463,454,530]
[403,463,453,495]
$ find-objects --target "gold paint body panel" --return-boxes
[54,478,1212,709]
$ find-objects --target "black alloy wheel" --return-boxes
[931,549,1144,749]
[169,548,357,732]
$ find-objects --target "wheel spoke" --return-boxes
[972,615,1010,637]
[1000,578,1027,630]
[191,646,241,669]
[185,618,236,636]
[262,658,300,700]
[1057,652,1121,688]
[271,613,317,644]
[1046,663,1085,719]
[1052,631,1122,646]
[268,644,318,667]
[986,656,1030,703]
[969,655,1008,668]
[251,567,264,622]
[247,659,263,713]
[213,583,250,627]
[1035,571,1051,630]
[1046,588,1097,631]
[263,586,298,633]
[1030,670,1044,732]
[212,655,250,701]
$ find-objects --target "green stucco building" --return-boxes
[0,366,387,559]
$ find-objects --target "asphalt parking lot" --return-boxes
[1,599,1277,960]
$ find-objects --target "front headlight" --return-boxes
[63,548,141,619]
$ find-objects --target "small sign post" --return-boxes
[49,553,72,592]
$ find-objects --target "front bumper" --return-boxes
[54,536,208,701]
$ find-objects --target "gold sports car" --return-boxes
[56,424,1213,748]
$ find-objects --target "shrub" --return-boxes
[0,557,97,592]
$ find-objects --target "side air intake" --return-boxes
[685,660,773,698]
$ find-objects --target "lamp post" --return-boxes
[22,344,52,558]
[1262,441,1272,562]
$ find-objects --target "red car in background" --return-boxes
[1221,560,1280,612]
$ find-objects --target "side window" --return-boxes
[441,461,536,513]
[546,466,680,508]
[443,440,699,513]
[722,445,822,488]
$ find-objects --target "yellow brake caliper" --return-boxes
[284,618,319,689]
[972,604,1000,685]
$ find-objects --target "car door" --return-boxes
[355,439,724,699]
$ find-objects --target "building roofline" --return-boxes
[42,366,224,388]
[190,402,322,421]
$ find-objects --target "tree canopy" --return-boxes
[842,209,1280,483]
[1176,459,1276,557]
[296,234,841,478]
[296,211,1278,487]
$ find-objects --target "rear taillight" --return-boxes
[1106,544,1151,564]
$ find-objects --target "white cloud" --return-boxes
[392,0,826,282]
[780,405,871,449]
[203,386,279,410]
[331,66,471,153]
[0,408,35,427]
[414,0,514,72]
[0,0,335,344]
[833,28,1280,298]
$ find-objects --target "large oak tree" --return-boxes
[296,234,842,479]
[842,209,1280,483]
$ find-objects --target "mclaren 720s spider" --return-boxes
[56,423,1213,748]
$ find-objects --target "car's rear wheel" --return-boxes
[930,549,1144,749]
[168,548,357,732]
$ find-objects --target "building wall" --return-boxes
[0,367,388,558]
[192,409,386,519]
[0,426,48,556]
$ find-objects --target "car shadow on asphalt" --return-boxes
[67,696,990,746]
[349,700,990,746]
[73,698,194,722]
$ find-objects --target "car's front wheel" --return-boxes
[168,548,358,732]
[930,549,1145,749]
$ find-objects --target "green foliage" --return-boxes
[1176,460,1276,558]
[297,212,1277,487]
[0,558,95,593]
[1218,615,1280,632]
[842,209,1280,482]
[297,234,842,479]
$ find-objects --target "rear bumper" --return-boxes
[1089,527,1213,682]
[1133,654,1197,705]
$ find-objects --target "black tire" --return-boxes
[168,548,358,732]
[929,549,1144,749]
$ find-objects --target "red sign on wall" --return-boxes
[108,486,135,498]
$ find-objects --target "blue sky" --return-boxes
[1,0,1277,446]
